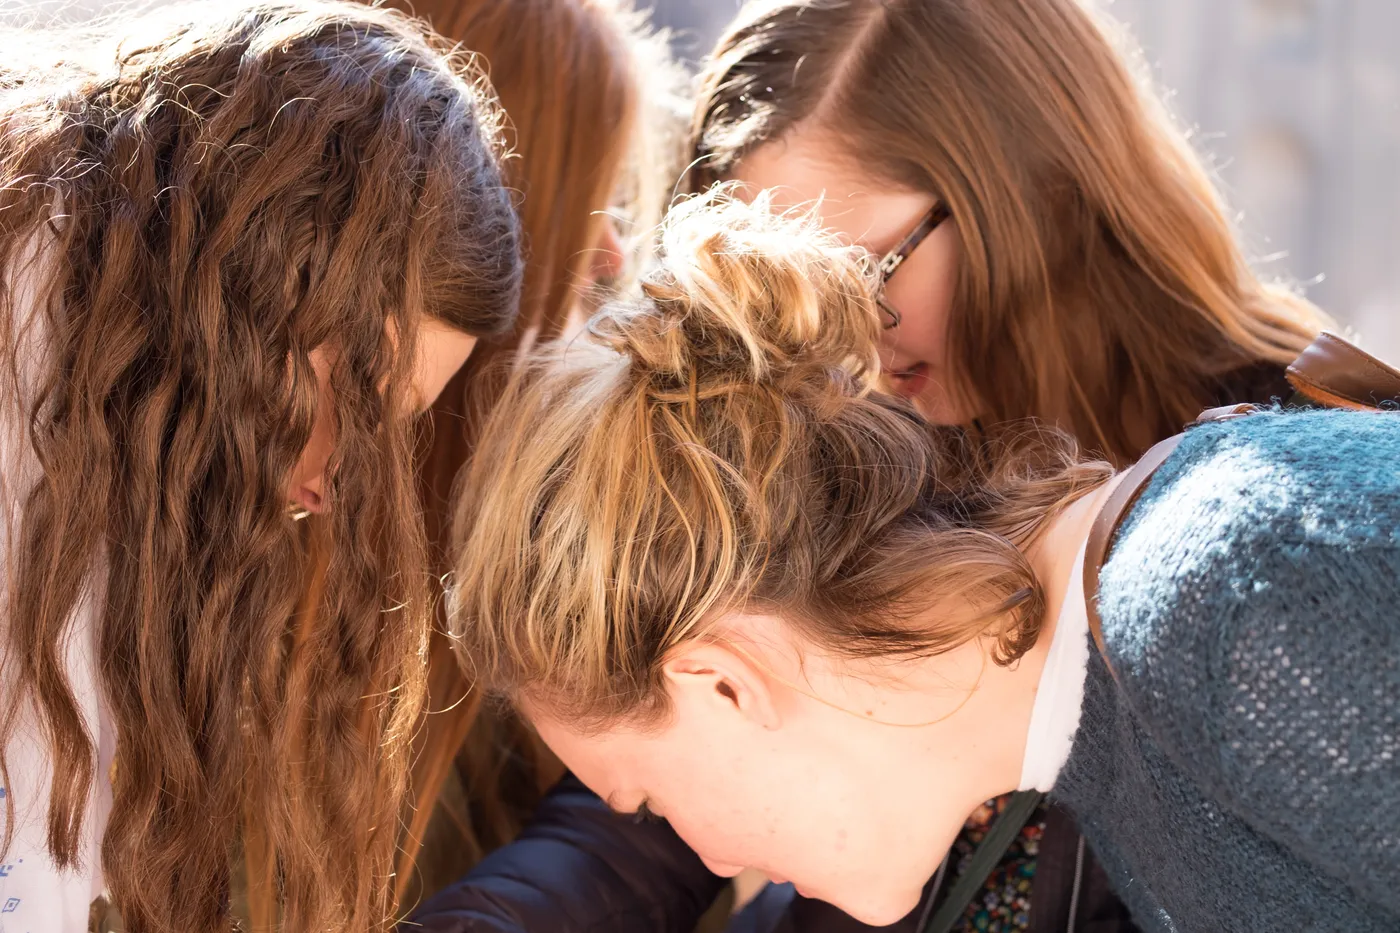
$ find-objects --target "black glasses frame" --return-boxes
[876,201,951,329]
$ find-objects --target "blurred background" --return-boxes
[6,0,1397,357]
[652,0,1400,360]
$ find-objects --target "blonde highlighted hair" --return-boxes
[450,191,1110,723]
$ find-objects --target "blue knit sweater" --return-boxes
[1052,409,1400,933]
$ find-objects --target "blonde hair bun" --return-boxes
[589,186,884,387]
[451,183,1110,728]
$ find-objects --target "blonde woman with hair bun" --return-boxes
[447,191,1400,933]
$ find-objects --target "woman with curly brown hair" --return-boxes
[0,3,520,931]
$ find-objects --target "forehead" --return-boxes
[733,130,931,252]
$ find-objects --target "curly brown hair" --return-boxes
[0,2,520,931]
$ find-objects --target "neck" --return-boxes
[1023,474,1123,663]
[908,474,1124,813]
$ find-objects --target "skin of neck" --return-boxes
[852,474,1122,819]
[519,479,1125,925]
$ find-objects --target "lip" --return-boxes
[888,360,931,398]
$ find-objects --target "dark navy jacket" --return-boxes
[404,775,726,933]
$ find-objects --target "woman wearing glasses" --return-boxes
[690,0,1325,458]
[680,0,1331,929]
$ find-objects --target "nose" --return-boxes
[699,857,745,879]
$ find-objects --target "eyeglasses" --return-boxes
[875,201,951,329]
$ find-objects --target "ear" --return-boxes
[662,641,782,731]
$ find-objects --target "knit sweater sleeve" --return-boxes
[1097,410,1400,915]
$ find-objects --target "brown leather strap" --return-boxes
[1188,403,1263,426]
[1082,434,1184,674]
[1085,334,1397,675]
[1286,331,1400,410]
[1082,392,1337,666]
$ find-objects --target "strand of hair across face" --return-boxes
[724,639,988,729]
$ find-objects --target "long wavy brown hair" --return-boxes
[0,3,520,931]
[381,0,681,905]
[688,0,1330,464]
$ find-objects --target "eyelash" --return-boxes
[632,800,664,824]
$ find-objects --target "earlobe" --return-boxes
[663,643,782,731]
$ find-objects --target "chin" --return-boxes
[829,887,924,927]
[915,391,970,427]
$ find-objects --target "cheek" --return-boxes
[881,228,960,363]
[413,329,478,412]
[651,729,885,884]
[677,729,938,922]
[625,724,813,877]
[645,737,774,857]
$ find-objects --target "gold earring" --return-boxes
[287,504,312,521]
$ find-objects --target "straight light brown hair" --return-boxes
[383,0,682,904]
[688,0,1329,464]
[450,190,1109,727]
[0,3,520,931]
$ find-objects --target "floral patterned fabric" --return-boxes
[948,795,1048,933]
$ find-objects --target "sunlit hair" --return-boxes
[450,190,1109,727]
[382,0,684,901]
[687,0,1329,464]
[0,2,520,931]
